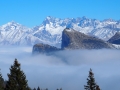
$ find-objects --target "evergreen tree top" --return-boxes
[5,59,30,90]
[84,68,101,90]
[37,86,40,90]
[89,68,94,76]
[14,58,21,67]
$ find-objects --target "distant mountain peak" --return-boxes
[103,18,115,22]
[46,16,53,20]
[0,21,23,29]
[45,16,58,21]
[7,21,19,25]
[82,16,88,19]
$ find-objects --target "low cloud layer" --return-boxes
[0,46,120,90]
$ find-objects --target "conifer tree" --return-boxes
[5,59,31,90]
[84,68,100,90]
[37,86,40,90]
[0,69,4,90]
[96,85,100,90]
[56,88,59,90]
[33,88,36,90]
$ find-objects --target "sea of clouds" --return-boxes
[0,46,120,90]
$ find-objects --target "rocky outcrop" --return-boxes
[32,43,60,54]
[108,32,120,44]
[61,28,114,49]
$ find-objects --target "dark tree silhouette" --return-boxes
[0,69,4,90]
[37,86,40,90]
[84,68,100,90]
[5,59,31,90]
[96,85,100,90]
[33,88,36,90]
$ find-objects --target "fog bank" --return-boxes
[0,47,120,90]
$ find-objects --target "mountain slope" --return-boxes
[61,28,114,49]
[108,32,120,44]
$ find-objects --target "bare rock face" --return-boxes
[108,32,120,44]
[61,28,114,49]
[32,43,60,54]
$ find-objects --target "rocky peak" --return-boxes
[0,21,22,30]
[61,28,114,49]
[42,16,61,25]
[32,43,60,54]
[103,18,115,22]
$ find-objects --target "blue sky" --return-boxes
[0,0,120,27]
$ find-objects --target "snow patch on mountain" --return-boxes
[112,44,120,49]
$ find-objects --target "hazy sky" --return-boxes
[0,47,120,90]
[0,0,120,27]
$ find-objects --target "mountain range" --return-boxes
[0,16,120,47]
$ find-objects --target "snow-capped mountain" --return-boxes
[0,16,120,47]
[0,21,45,46]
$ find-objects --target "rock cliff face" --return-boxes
[32,43,60,54]
[61,28,114,49]
[108,32,120,44]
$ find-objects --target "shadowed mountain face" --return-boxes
[108,32,120,44]
[61,28,114,49]
[32,43,60,54]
